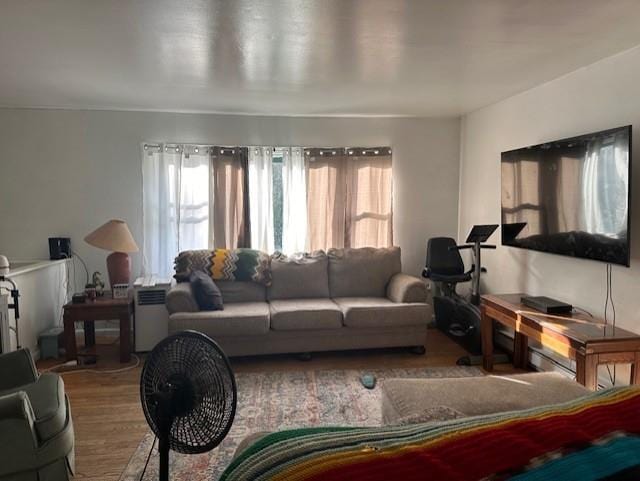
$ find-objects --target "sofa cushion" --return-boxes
[334,297,429,328]
[268,252,330,300]
[217,281,266,303]
[189,272,224,311]
[20,373,66,442]
[169,302,269,336]
[328,247,401,297]
[269,299,343,330]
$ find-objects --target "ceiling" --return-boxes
[2,0,640,117]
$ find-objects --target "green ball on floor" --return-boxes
[361,374,376,389]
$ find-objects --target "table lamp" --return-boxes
[84,219,139,287]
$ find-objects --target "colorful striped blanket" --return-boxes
[221,387,640,481]
[174,249,271,285]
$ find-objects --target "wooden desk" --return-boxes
[63,295,134,363]
[481,293,640,390]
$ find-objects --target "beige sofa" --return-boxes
[165,247,431,357]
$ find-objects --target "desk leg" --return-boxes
[481,305,494,371]
[84,321,96,347]
[576,352,598,390]
[119,313,131,363]
[63,314,77,362]
[631,353,640,385]
[513,332,529,369]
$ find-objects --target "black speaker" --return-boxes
[49,237,71,260]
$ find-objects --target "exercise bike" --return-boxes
[423,224,507,366]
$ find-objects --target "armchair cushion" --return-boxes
[386,273,428,303]
[0,349,38,391]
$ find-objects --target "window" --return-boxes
[143,143,392,277]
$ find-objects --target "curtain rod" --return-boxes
[143,143,392,156]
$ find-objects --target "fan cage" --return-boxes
[141,330,237,454]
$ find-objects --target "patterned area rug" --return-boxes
[119,366,482,481]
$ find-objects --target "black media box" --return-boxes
[521,296,573,314]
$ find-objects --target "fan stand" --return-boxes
[154,393,174,481]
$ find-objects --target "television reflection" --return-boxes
[501,127,630,266]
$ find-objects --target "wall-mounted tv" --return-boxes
[501,125,631,266]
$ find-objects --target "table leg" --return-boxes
[84,321,96,347]
[631,353,640,385]
[513,332,529,369]
[119,312,131,363]
[63,313,77,362]
[481,305,494,371]
[576,352,598,390]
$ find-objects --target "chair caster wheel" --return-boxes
[410,346,426,355]
[295,352,312,361]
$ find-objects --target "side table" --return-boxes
[63,295,134,363]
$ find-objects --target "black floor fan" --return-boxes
[140,330,237,481]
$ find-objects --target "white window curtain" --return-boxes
[249,146,275,253]
[142,144,210,278]
[142,145,180,278]
[281,147,308,253]
[178,146,210,251]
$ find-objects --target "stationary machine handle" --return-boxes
[450,244,495,251]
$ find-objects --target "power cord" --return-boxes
[604,263,616,386]
[43,353,140,374]
[139,436,157,481]
[572,306,594,318]
[70,249,90,287]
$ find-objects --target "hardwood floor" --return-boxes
[37,330,516,481]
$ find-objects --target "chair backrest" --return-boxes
[425,237,465,276]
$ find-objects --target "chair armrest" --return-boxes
[0,348,38,391]
[166,282,199,314]
[387,273,428,303]
[0,391,35,422]
[0,392,40,474]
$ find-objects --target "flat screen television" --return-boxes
[501,125,631,266]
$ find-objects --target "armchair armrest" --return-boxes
[166,282,199,314]
[0,348,38,391]
[387,273,428,303]
[0,391,35,423]
[0,391,40,474]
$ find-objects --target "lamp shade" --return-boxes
[84,219,139,253]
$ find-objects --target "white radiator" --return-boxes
[0,295,9,354]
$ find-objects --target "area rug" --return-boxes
[119,366,482,481]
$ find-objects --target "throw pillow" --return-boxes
[189,271,224,311]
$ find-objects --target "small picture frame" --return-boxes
[112,284,129,299]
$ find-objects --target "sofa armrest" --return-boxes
[0,348,38,391]
[387,273,427,303]
[166,282,199,314]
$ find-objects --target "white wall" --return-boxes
[0,109,460,287]
[459,45,640,333]
[4,261,69,357]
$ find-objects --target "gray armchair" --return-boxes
[0,349,75,481]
